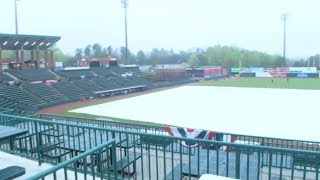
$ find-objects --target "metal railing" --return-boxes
[0,113,320,180]
[37,113,320,152]
[26,139,117,180]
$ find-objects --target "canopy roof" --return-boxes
[0,33,60,51]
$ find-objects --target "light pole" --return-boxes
[121,0,128,65]
[281,13,288,67]
[14,0,19,34]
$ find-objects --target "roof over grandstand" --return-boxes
[0,33,61,51]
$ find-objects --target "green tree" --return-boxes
[92,43,103,57]
[136,50,147,65]
[188,53,200,66]
[84,45,91,57]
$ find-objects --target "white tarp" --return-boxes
[71,86,320,142]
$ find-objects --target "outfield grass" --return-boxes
[198,78,320,90]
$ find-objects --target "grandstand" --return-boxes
[7,69,56,81]
[90,67,116,77]
[73,79,106,93]
[22,83,68,105]
[0,85,45,111]
[55,69,95,79]
[51,81,90,100]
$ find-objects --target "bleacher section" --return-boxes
[90,67,115,77]
[112,76,142,87]
[7,69,56,81]
[51,82,90,100]
[0,96,17,109]
[73,79,105,93]
[0,66,196,112]
[109,66,130,74]
[0,73,13,83]
[0,85,45,110]
[91,77,123,90]
[55,70,95,79]
[22,83,69,106]
[127,76,154,87]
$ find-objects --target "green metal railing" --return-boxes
[26,139,118,180]
[37,113,320,152]
[0,113,320,180]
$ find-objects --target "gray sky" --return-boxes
[0,0,319,58]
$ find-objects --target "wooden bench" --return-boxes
[0,166,25,180]
[110,153,142,177]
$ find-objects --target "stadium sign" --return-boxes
[297,73,308,78]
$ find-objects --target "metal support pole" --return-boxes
[15,50,19,65]
[0,47,2,72]
[50,51,54,69]
[31,51,35,68]
[14,0,19,34]
[21,48,24,69]
[281,14,288,67]
[122,0,128,65]
[44,50,48,69]
[36,47,40,69]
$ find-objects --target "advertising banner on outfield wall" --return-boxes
[289,67,317,73]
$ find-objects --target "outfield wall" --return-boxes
[240,72,320,78]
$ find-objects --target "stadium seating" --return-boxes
[0,96,17,109]
[91,77,124,90]
[127,76,154,87]
[109,66,131,74]
[90,67,115,77]
[55,70,95,79]
[0,85,45,109]
[7,69,56,81]
[73,79,106,93]
[112,76,145,87]
[51,82,90,100]
[22,83,69,105]
[0,73,13,83]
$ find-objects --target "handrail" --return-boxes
[1,113,320,155]
[37,113,320,146]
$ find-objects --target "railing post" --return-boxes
[111,140,117,179]
[34,121,41,165]
[235,147,240,179]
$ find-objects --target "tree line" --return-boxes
[1,43,319,69]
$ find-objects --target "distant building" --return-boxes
[80,56,119,67]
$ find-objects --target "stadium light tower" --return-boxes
[121,0,128,65]
[281,13,288,67]
[14,0,20,34]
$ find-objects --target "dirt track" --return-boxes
[36,80,208,114]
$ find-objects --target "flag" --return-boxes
[164,126,215,147]
[216,133,237,151]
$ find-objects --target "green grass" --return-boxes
[198,78,320,90]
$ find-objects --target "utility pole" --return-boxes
[281,14,288,67]
[121,0,128,65]
[14,0,19,34]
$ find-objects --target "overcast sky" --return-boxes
[0,0,319,58]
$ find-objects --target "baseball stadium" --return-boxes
[1,1,320,180]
